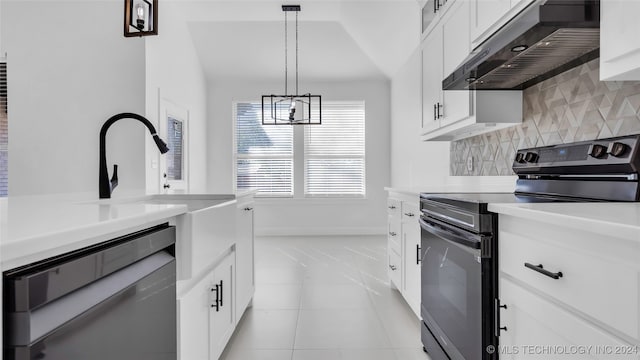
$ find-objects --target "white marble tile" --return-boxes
[253,283,303,310]
[292,349,341,360]
[394,347,432,360]
[294,309,390,349]
[220,348,293,360]
[255,266,306,284]
[340,348,398,360]
[229,309,298,349]
[300,283,372,310]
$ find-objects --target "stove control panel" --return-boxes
[512,135,640,174]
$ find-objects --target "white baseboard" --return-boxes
[255,226,387,237]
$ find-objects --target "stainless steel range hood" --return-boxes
[443,0,600,91]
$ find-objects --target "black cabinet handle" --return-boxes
[404,212,415,217]
[389,231,397,237]
[437,103,443,119]
[433,104,437,121]
[244,207,253,211]
[416,244,421,265]
[211,285,220,311]
[389,264,397,271]
[524,263,563,279]
[388,205,396,209]
[219,280,224,307]
[494,299,508,337]
[211,280,224,312]
[433,0,438,13]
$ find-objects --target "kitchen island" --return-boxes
[0,191,256,360]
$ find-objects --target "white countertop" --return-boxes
[488,202,640,241]
[386,176,517,196]
[0,193,189,270]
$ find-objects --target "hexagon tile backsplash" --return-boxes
[450,59,640,176]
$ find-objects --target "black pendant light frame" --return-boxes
[262,5,322,125]
[124,0,158,37]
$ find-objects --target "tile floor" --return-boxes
[220,235,431,360]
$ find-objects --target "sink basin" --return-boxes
[96,193,240,280]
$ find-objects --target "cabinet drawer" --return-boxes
[500,217,640,340]
[387,198,401,217]
[388,219,401,255]
[401,202,420,222]
[499,277,636,360]
[388,250,401,289]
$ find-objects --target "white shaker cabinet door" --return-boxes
[499,277,637,360]
[600,0,640,80]
[210,253,236,360]
[440,0,471,127]
[421,25,443,135]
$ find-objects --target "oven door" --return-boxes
[420,216,489,360]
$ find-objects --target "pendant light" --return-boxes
[124,0,158,37]
[262,5,322,125]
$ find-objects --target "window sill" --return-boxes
[256,196,369,206]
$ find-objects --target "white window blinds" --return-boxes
[235,102,293,196]
[304,101,365,196]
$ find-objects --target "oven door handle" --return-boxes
[419,217,482,249]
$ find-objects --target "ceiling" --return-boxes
[182,1,420,82]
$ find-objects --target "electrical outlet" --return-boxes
[151,159,158,169]
[467,156,474,172]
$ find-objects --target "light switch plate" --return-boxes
[467,156,473,172]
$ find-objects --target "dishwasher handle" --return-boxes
[419,217,483,250]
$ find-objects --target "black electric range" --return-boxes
[419,134,640,360]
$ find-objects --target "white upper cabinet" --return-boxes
[419,0,523,141]
[421,25,443,135]
[440,0,471,128]
[470,0,511,45]
[600,0,640,80]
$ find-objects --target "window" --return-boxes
[166,117,184,181]
[0,61,7,197]
[235,101,365,198]
[305,102,365,196]
[235,102,294,196]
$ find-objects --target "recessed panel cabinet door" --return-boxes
[600,0,640,80]
[402,216,421,317]
[210,253,236,360]
[470,0,511,44]
[421,25,443,135]
[499,277,633,360]
[235,197,255,321]
[178,272,213,360]
[441,0,471,127]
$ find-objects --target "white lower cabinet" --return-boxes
[177,193,256,360]
[401,204,421,316]
[497,215,640,359]
[210,253,235,360]
[178,251,236,360]
[386,191,421,317]
[235,194,255,322]
[499,277,635,360]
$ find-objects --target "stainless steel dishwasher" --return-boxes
[3,223,177,360]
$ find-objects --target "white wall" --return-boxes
[208,79,390,235]
[3,1,146,196]
[390,49,449,188]
[144,2,208,193]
